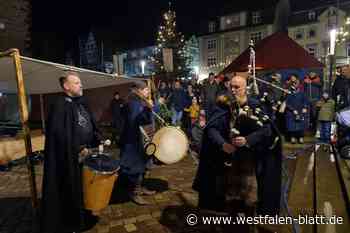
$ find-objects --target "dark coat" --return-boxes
[41,95,100,233]
[285,90,309,132]
[110,98,125,131]
[230,98,282,215]
[332,75,350,111]
[170,89,187,112]
[158,87,170,99]
[192,105,231,210]
[202,81,219,117]
[193,98,282,215]
[119,94,152,176]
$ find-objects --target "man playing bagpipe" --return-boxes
[193,76,282,221]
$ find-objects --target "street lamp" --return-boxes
[328,28,337,92]
[140,60,146,75]
[329,29,337,55]
[0,22,5,30]
[193,66,199,75]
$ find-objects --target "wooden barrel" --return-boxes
[82,154,119,216]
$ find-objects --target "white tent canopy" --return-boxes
[0,56,143,94]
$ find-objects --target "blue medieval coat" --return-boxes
[119,93,153,175]
[285,90,309,132]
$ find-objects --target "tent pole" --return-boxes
[39,94,46,133]
[11,49,38,210]
[147,78,152,102]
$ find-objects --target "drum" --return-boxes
[336,107,350,127]
[147,126,189,164]
[82,153,119,216]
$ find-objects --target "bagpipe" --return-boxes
[217,94,280,167]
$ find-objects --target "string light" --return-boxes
[149,6,190,77]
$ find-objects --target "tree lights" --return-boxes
[150,4,190,78]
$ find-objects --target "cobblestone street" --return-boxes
[0,155,215,233]
[2,137,346,233]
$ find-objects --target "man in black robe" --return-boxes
[226,76,282,218]
[192,93,236,212]
[193,76,282,217]
[41,71,101,233]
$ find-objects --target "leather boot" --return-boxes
[140,186,156,196]
[129,185,151,205]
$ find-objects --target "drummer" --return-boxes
[119,81,157,205]
[41,71,102,233]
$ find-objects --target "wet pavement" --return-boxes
[1,137,349,233]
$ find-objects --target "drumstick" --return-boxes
[99,139,112,154]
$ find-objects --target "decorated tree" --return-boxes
[150,4,190,79]
[336,17,350,44]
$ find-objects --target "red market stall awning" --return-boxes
[222,32,324,73]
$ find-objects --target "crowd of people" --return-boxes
[109,70,337,150]
[39,66,350,232]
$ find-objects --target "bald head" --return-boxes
[59,72,83,97]
[231,76,247,98]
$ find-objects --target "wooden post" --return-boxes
[11,49,38,209]
[39,94,46,133]
[147,78,152,102]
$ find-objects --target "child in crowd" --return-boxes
[188,97,200,125]
[316,92,335,144]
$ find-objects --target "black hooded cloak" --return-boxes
[40,95,100,233]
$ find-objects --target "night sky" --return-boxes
[31,0,328,53]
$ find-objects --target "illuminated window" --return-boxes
[207,56,217,66]
[346,43,350,57]
[207,39,217,50]
[306,44,318,57]
[308,11,316,21]
[250,32,262,43]
[224,15,240,29]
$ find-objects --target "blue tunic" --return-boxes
[119,95,152,175]
[285,91,309,132]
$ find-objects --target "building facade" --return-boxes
[0,0,31,55]
[77,30,115,73]
[114,36,199,77]
[198,6,276,76]
[122,46,157,77]
[198,0,350,77]
[288,2,350,66]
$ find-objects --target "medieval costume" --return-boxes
[226,98,282,216]
[192,102,232,211]
[41,95,101,233]
[193,97,282,216]
[119,86,155,205]
[285,86,309,143]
